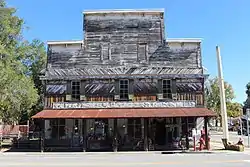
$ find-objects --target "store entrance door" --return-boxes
[154,118,166,146]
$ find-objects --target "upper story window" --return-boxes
[137,43,147,62]
[72,81,80,101]
[162,79,172,99]
[119,80,129,100]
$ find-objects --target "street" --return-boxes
[0,151,250,167]
[0,131,249,166]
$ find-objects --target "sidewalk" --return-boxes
[210,141,250,153]
[210,141,224,150]
[1,142,250,154]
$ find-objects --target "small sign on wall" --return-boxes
[128,94,134,100]
[80,95,86,101]
[172,93,177,100]
[114,95,120,100]
[157,94,163,100]
[66,95,72,101]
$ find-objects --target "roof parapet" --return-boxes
[83,9,164,15]
[166,38,202,43]
[47,40,83,45]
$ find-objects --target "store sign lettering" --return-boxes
[52,101,196,109]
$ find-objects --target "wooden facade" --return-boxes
[35,9,212,152]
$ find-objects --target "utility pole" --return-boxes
[216,46,229,144]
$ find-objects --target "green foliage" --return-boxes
[25,39,46,119]
[205,77,237,118]
[227,102,243,118]
[0,1,46,123]
[0,63,38,123]
[243,82,250,108]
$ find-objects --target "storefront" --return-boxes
[32,107,215,152]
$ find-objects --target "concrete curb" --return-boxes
[0,150,245,155]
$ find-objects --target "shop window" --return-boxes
[50,119,66,139]
[128,118,142,139]
[119,80,129,100]
[162,79,172,99]
[72,81,80,101]
[181,117,196,137]
[94,121,105,136]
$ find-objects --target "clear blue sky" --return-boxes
[7,0,250,104]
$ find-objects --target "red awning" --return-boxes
[32,108,216,119]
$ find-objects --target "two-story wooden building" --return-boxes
[32,9,215,151]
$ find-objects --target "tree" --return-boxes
[205,77,236,126]
[227,102,243,118]
[23,39,46,120]
[243,82,250,109]
[0,1,46,123]
[0,63,38,123]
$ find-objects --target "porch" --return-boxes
[32,108,215,152]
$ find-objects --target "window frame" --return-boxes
[119,79,129,100]
[162,79,172,99]
[50,119,66,140]
[71,81,81,101]
[137,43,147,62]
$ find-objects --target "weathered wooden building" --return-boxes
[32,9,215,151]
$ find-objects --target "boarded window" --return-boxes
[137,43,147,62]
[101,44,111,61]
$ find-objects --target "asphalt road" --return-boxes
[0,152,250,167]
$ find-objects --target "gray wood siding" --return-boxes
[45,11,203,79]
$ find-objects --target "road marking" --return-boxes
[0,159,246,166]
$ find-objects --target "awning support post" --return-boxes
[144,118,149,151]
[185,117,189,150]
[113,119,118,152]
[204,117,209,150]
[83,119,87,152]
[40,119,45,153]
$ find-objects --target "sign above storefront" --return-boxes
[52,101,196,109]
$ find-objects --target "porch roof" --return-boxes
[32,108,216,119]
